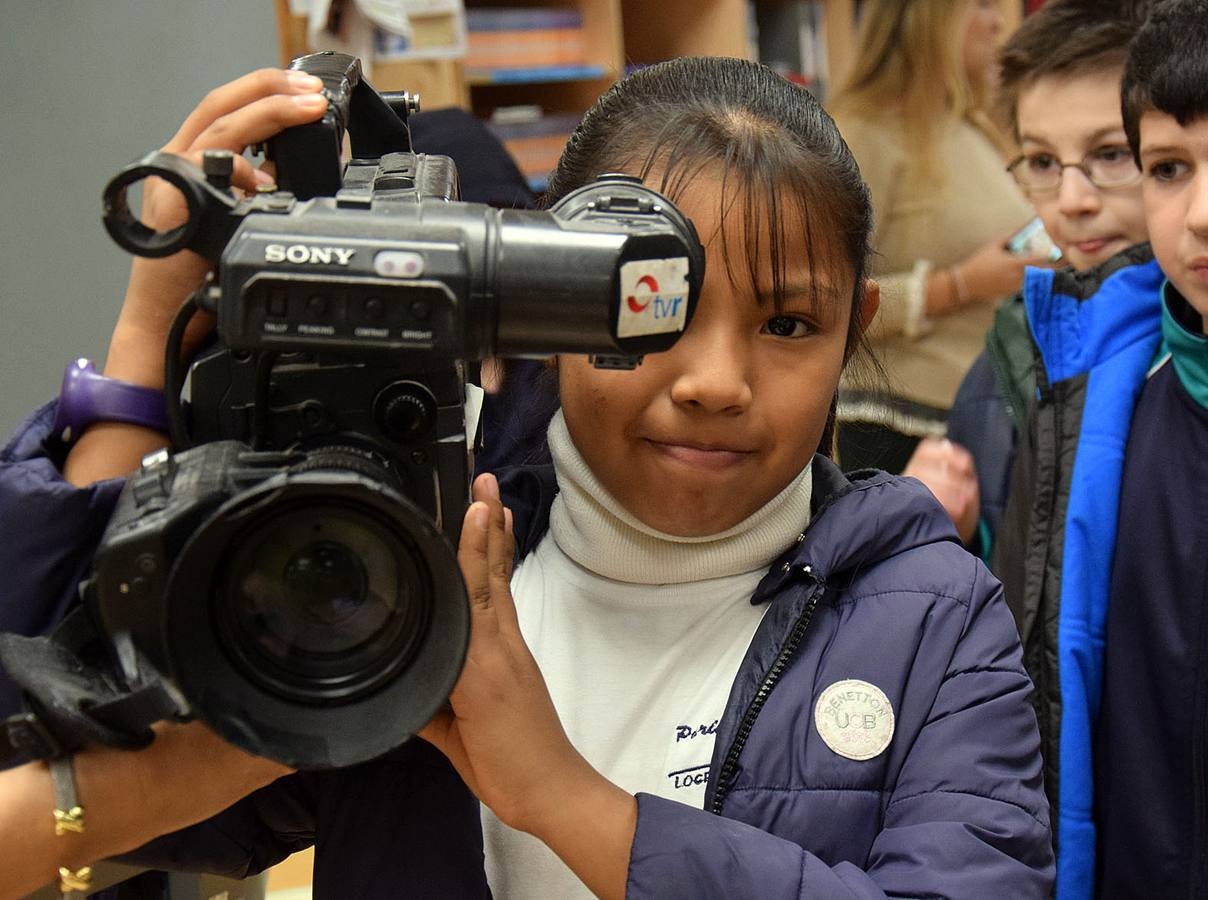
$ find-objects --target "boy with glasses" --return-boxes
[990,0,1208,895]
[912,0,1152,560]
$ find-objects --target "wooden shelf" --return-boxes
[273,0,1027,200]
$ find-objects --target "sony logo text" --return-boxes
[264,244,357,266]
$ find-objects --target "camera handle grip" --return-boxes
[102,151,240,262]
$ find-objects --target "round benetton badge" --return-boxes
[814,679,895,761]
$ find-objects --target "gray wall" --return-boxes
[0,1,279,434]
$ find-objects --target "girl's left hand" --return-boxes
[418,474,590,834]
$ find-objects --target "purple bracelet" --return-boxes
[52,358,170,444]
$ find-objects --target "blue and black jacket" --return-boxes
[993,243,1166,899]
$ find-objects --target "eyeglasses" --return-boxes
[1007,145,1142,193]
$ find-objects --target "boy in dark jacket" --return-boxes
[994,1,1208,895]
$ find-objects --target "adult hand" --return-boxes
[946,230,1058,312]
[903,437,980,544]
[106,68,329,389]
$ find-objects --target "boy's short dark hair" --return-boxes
[998,0,1152,136]
[1122,0,1208,159]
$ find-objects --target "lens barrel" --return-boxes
[162,467,468,769]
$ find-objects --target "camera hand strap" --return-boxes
[0,609,184,764]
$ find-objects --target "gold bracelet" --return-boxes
[949,266,972,308]
[50,756,91,899]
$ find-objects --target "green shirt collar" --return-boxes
[1160,280,1208,410]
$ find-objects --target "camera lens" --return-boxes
[160,459,469,768]
[283,540,369,630]
[219,500,430,704]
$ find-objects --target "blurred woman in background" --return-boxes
[828,0,1048,472]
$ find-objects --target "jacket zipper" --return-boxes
[709,570,821,816]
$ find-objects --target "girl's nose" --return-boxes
[667,328,753,414]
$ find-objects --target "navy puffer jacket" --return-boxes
[0,409,1053,897]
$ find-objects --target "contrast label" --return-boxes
[814,679,895,761]
[617,257,690,339]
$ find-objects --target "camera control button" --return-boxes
[364,297,385,319]
[374,250,425,278]
[267,289,288,318]
[410,301,431,321]
[307,295,329,315]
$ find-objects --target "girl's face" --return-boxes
[558,172,866,537]
[961,0,1004,88]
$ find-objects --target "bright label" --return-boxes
[617,257,690,339]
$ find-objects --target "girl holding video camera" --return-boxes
[0,58,1052,897]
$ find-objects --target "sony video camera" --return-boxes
[77,51,704,768]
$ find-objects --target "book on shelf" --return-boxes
[487,107,582,191]
[464,7,589,77]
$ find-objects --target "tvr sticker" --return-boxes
[617,258,690,339]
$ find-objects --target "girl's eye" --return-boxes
[762,316,813,338]
[1149,159,1190,182]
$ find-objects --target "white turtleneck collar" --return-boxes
[545,409,812,585]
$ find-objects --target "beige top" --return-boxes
[834,114,1033,410]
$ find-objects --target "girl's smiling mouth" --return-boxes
[645,439,754,470]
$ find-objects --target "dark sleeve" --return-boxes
[122,738,489,895]
[947,351,1019,546]
[0,402,125,718]
[117,774,316,878]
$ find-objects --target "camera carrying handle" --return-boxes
[269,52,416,199]
[102,151,241,261]
[0,608,184,764]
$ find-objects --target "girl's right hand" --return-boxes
[106,68,330,391]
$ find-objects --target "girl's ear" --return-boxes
[857,279,881,335]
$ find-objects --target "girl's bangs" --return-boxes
[629,116,855,319]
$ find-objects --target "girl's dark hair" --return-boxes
[503,57,876,462]
[1122,0,1208,160]
[548,56,873,360]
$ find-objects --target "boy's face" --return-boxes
[1015,70,1148,272]
[1140,111,1208,324]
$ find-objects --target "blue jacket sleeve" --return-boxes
[625,562,1053,898]
[0,402,126,718]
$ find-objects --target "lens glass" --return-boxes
[219,502,431,702]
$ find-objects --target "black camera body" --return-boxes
[83,52,704,768]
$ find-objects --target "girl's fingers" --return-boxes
[487,496,520,634]
[458,501,505,653]
[166,68,323,152]
[178,150,266,195]
[187,92,328,158]
[457,476,519,638]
